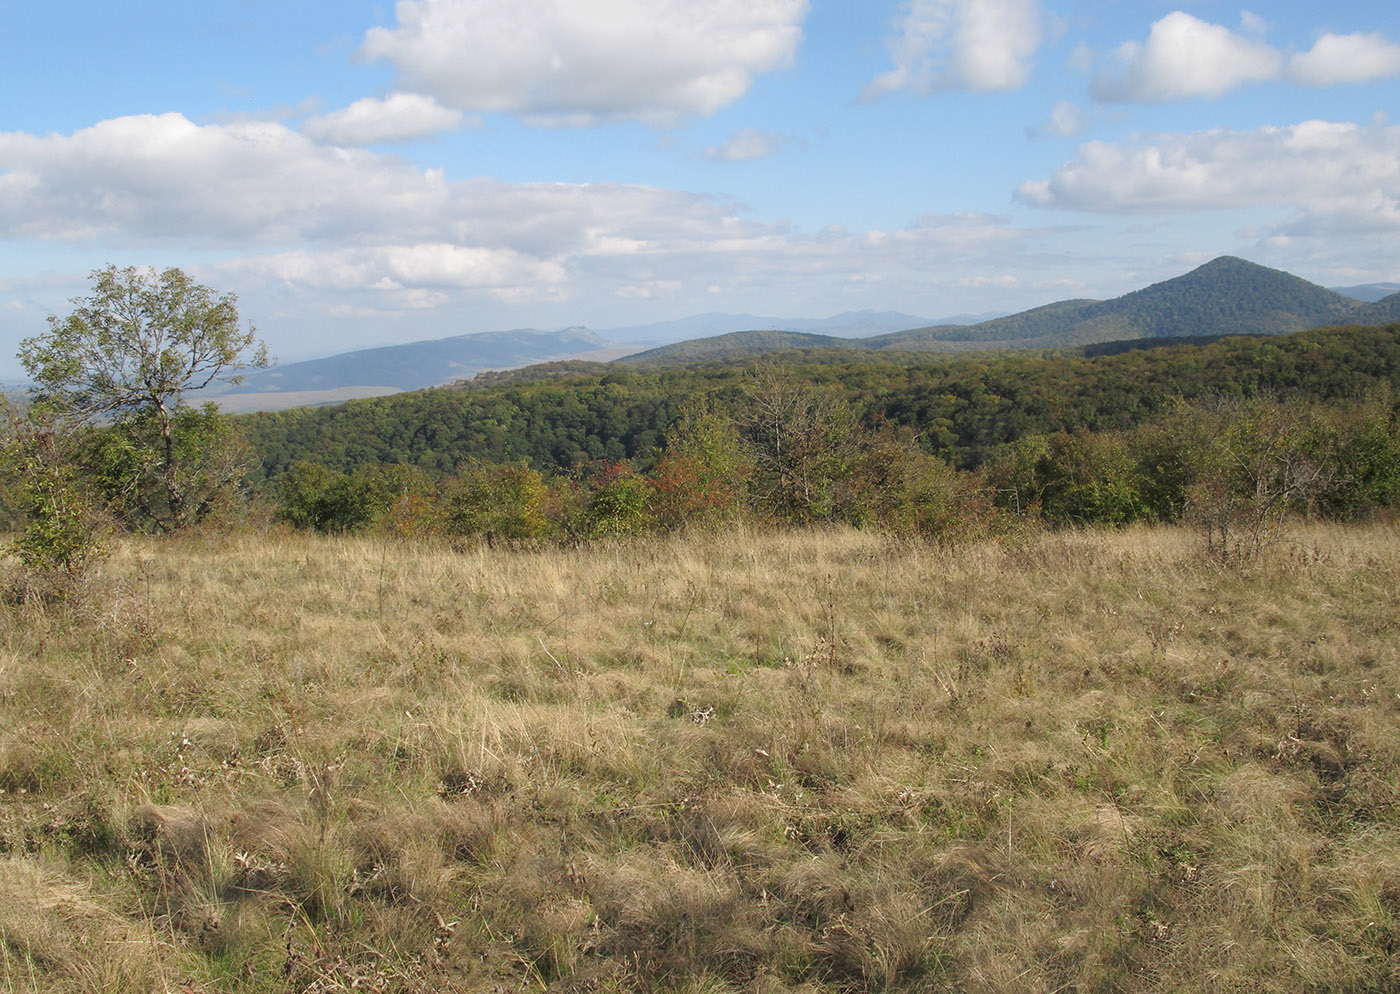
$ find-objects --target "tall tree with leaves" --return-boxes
[20,265,269,530]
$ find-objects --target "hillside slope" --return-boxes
[879,255,1395,348]
[623,257,1400,365]
[241,322,1400,480]
[222,327,615,396]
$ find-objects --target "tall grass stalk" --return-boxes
[1,522,1398,991]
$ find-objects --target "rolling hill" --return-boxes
[209,327,630,411]
[621,257,1400,366]
[217,257,1400,406]
[221,326,617,396]
[211,312,949,411]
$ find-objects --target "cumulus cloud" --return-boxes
[1015,120,1400,234]
[216,245,568,312]
[0,111,1046,329]
[0,113,742,257]
[358,0,809,126]
[0,113,456,245]
[702,129,794,162]
[863,0,1043,98]
[302,93,468,145]
[1091,11,1282,102]
[1289,32,1400,86]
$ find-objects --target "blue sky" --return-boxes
[1,1,1398,375]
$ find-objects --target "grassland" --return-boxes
[1,521,1398,992]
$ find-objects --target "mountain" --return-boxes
[614,329,853,366]
[212,311,954,411]
[212,327,621,412]
[622,257,1400,365]
[1331,282,1400,303]
[876,256,1395,349]
[598,309,945,346]
[217,258,1400,408]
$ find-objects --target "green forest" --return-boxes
[5,272,1400,994]
[220,323,1400,555]
[242,324,1400,480]
[7,292,1400,578]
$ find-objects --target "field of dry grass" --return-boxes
[1,521,1398,993]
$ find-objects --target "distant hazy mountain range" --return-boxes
[620,257,1400,366]
[1330,282,1400,303]
[212,311,949,411]
[213,257,1400,411]
[598,309,997,344]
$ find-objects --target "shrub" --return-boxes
[1034,430,1150,527]
[1314,390,1400,516]
[984,433,1051,519]
[446,462,554,542]
[582,462,652,538]
[276,462,433,534]
[1185,397,1330,561]
[650,410,751,530]
[80,403,253,531]
[0,407,108,594]
[739,378,861,524]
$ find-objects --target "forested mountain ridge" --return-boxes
[240,322,1400,481]
[616,329,853,366]
[213,313,946,409]
[215,258,1395,395]
[622,257,1400,365]
[218,326,617,396]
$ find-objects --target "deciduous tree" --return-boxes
[20,265,268,530]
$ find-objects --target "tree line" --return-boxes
[240,324,1400,479]
[4,267,1399,596]
[267,385,1400,564]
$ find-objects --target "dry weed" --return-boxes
[0,521,1398,991]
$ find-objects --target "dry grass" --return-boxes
[2,520,1399,991]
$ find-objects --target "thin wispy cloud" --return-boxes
[702,129,796,163]
[1027,101,1086,140]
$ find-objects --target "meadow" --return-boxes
[1,521,1398,992]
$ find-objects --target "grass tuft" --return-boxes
[2,522,1399,990]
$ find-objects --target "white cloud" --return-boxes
[1239,11,1267,36]
[358,0,809,126]
[703,129,794,162]
[0,111,1046,332]
[959,273,1020,288]
[1091,11,1282,102]
[216,245,567,312]
[615,280,682,300]
[1289,32,1400,86]
[1065,42,1094,74]
[1016,120,1400,234]
[863,0,1043,99]
[302,93,468,145]
[0,113,452,245]
[1027,100,1085,139]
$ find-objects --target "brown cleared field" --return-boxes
[2,522,1399,992]
[211,386,405,414]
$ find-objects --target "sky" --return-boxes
[1,0,1398,376]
